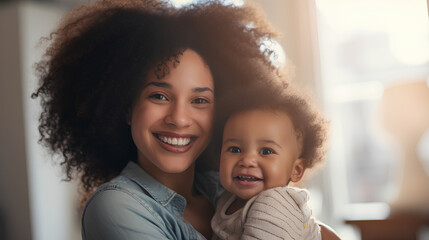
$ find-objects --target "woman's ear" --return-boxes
[290,158,305,183]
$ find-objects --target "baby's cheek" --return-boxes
[219,161,231,188]
[264,166,289,188]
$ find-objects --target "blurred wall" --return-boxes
[0,3,32,239]
[0,2,80,240]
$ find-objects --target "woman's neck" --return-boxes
[137,158,196,198]
[157,166,196,198]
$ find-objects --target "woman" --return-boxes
[33,0,340,239]
[33,0,280,239]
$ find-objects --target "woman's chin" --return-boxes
[158,161,195,174]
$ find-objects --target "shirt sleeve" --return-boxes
[82,188,171,240]
[240,187,321,240]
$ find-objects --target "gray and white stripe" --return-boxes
[241,186,321,240]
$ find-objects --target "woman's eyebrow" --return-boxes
[193,87,214,94]
[142,81,172,89]
[142,82,213,94]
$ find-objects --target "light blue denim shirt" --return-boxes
[82,161,223,240]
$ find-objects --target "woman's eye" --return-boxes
[192,98,209,104]
[149,93,168,101]
[227,146,241,153]
[260,148,274,155]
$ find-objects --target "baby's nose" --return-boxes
[239,154,258,168]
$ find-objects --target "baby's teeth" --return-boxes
[172,138,178,145]
[178,138,183,145]
[238,176,258,181]
[167,138,172,144]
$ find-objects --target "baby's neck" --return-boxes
[226,197,248,215]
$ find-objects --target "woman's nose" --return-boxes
[164,102,192,128]
[239,153,258,168]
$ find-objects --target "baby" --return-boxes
[211,91,328,240]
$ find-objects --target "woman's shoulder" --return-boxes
[81,179,172,240]
[82,177,161,223]
[83,175,145,207]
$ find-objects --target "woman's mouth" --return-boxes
[157,135,191,146]
[154,133,195,153]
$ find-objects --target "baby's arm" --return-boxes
[241,186,321,240]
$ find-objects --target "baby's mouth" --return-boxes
[155,134,192,147]
[235,176,262,182]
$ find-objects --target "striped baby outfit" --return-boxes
[211,186,321,240]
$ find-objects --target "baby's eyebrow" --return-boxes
[223,138,241,144]
[258,139,283,149]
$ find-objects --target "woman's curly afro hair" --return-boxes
[32,0,284,195]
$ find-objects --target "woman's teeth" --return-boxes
[158,135,191,146]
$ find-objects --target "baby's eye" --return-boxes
[260,148,274,155]
[192,98,210,104]
[149,93,168,101]
[227,146,241,153]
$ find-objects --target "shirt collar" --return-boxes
[120,161,223,213]
[121,161,183,207]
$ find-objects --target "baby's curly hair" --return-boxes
[32,0,283,195]
[213,84,328,169]
[263,90,328,168]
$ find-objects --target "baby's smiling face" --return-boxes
[219,109,305,201]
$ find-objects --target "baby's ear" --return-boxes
[290,158,305,183]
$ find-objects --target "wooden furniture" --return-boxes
[345,213,429,240]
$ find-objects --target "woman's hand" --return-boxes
[319,222,341,240]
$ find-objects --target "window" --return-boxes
[315,0,429,220]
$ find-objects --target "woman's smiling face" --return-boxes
[131,49,215,176]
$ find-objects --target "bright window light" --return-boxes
[317,0,429,67]
[260,38,287,67]
[316,0,429,208]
